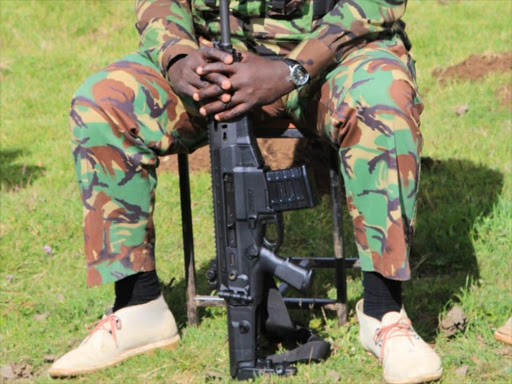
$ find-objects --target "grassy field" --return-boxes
[1,0,511,383]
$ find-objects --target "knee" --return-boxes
[361,78,421,124]
[332,79,422,151]
[69,67,143,149]
[71,68,136,119]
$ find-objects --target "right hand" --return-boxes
[167,47,234,100]
[193,52,293,120]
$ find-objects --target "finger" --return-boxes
[196,93,231,103]
[193,83,224,101]
[220,93,231,103]
[203,72,232,90]
[187,73,210,90]
[199,93,241,116]
[196,62,236,76]
[178,83,200,99]
[215,103,249,121]
[222,72,246,92]
[200,46,234,64]
[199,100,228,116]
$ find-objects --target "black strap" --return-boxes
[267,0,337,18]
[313,0,336,19]
[393,19,412,51]
[264,288,331,364]
[268,338,331,363]
[270,0,286,12]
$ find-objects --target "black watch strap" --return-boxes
[283,58,300,68]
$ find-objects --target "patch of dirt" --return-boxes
[158,137,337,194]
[159,138,298,175]
[496,84,512,111]
[433,52,512,83]
[440,305,468,337]
[159,145,212,174]
[1,362,34,380]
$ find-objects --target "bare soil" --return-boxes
[433,52,512,83]
[159,138,298,175]
[158,137,336,193]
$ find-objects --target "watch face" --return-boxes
[291,64,310,86]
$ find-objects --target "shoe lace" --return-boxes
[85,314,122,347]
[373,318,414,363]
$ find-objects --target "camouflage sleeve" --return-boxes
[287,0,407,78]
[136,0,199,75]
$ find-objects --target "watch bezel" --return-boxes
[283,59,310,87]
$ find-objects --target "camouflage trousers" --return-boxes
[70,34,423,286]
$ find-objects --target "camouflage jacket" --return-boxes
[136,0,407,79]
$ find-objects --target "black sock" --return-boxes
[113,270,161,312]
[362,271,402,321]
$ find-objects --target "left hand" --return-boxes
[194,52,295,121]
[168,47,234,99]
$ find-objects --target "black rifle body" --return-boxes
[209,113,318,379]
[207,0,318,379]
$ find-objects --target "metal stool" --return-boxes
[177,122,359,326]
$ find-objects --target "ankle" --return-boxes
[362,271,402,321]
[113,270,161,312]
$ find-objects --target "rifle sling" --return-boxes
[264,288,331,364]
[203,0,338,18]
[312,0,337,19]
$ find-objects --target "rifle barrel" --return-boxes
[219,0,232,51]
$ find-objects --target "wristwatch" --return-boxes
[282,58,310,87]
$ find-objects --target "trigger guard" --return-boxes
[263,235,278,250]
[262,217,283,253]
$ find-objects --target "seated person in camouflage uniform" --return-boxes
[49,0,442,382]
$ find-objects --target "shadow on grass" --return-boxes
[0,149,45,191]
[405,157,503,340]
[163,156,503,343]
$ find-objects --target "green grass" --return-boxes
[1,0,511,383]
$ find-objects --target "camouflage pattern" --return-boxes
[286,34,423,279]
[70,53,208,286]
[136,0,407,77]
[72,0,420,286]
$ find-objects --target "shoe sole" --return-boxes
[384,367,443,384]
[361,345,443,384]
[48,334,180,378]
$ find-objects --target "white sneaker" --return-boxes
[49,295,180,377]
[356,299,442,384]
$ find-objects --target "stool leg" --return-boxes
[329,149,347,326]
[178,153,198,325]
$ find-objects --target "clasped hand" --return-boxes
[168,47,293,121]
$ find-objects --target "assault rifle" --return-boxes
[206,0,330,380]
